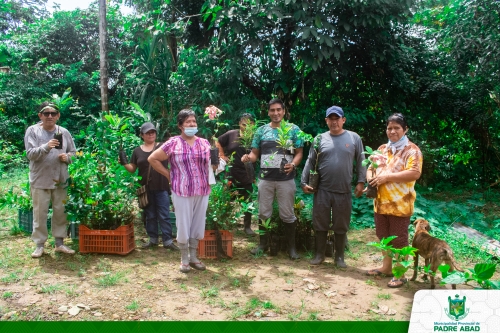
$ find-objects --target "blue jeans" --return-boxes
[144,190,173,246]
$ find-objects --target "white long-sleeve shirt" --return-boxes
[24,123,76,189]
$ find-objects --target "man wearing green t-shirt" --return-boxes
[241,98,304,259]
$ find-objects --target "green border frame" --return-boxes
[0,321,409,332]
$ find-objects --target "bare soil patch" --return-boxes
[0,222,472,322]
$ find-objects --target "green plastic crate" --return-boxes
[18,209,51,233]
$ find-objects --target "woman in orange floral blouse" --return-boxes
[365,113,423,288]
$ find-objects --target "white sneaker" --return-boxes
[31,247,44,258]
[55,245,75,254]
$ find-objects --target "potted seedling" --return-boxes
[308,135,322,191]
[256,218,278,256]
[238,118,261,179]
[275,120,294,173]
[205,105,226,166]
[297,131,321,191]
[362,146,386,198]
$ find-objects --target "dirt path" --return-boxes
[0,226,468,321]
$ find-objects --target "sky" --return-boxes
[46,0,134,15]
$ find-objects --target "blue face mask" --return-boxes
[184,127,198,137]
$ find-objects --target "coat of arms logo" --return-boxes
[445,294,469,321]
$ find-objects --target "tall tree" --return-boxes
[0,0,49,38]
[203,0,418,112]
[99,0,109,112]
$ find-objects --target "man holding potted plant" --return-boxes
[24,101,76,258]
[301,106,366,268]
[241,98,304,259]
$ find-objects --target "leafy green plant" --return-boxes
[308,135,322,175]
[205,179,243,230]
[45,87,75,113]
[368,236,417,279]
[0,182,32,211]
[275,120,294,167]
[65,111,140,230]
[441,263,500,289]
[255,218,277,238]
[238,118,262,151]
[0,140,26,175]
[350,193,375,229]
[362,146,385,179]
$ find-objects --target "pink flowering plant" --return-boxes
[203,105,227,148]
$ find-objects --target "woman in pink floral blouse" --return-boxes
[149,109,211,273]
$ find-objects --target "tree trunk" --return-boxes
[99,0,109,112]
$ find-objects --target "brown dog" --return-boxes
[410,219,462,289]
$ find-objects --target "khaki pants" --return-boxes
[257,179,297,223]
[31,188,68,246]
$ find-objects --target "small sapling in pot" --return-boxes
[275,120,294,174]
[308,135,322,191]
[362,146,386,198]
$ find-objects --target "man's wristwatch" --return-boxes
[290,162,296,169]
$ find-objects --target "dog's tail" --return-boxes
[445,249,463,272]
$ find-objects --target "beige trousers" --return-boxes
[31,187,68,246]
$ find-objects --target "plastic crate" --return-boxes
[79,223,135,255]
[18,209,51,233]
[197,230,233,259]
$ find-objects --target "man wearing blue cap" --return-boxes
[301,106,366,268]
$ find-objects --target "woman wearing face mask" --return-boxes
[148,109,211,273]
[364,113,423,288]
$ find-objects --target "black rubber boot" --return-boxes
[334,233,347,268]
[310,231,327,265]
[250,221,268,254]
[285,222,300,260]
[243,214,256,235]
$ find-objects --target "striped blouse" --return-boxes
[161,136,211,197]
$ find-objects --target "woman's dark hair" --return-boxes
[38,101,59,113]
[239,113,254,123]
[387,113,408,130]
[268,98,285,110]
[177,109,196,127]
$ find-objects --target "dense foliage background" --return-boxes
[1,0,500,190]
